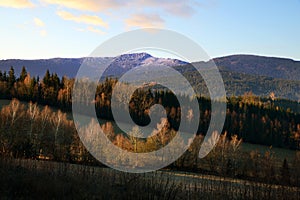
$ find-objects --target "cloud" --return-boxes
[40,30,47,36]
[125,13,164,28]
[164,3,196,17]
[87,26,105,34]
[42,0,199,33]
[74,26,105,35]
[0,0,35,8]
[57,10,108,28]
[131,0,196,17]
[42,0,197,17]
[42,0,123,12]
[34,18,45,27]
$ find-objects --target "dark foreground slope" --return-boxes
[1,158,299,200]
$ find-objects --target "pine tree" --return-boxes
[8,67,16,88]
[43,70,50,86]
[3,71,7,82]
[19,66,27,82]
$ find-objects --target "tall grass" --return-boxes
[1,158,299,200]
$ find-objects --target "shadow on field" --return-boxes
[1,158,300,200]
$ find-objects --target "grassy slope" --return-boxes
[1,158,300,200]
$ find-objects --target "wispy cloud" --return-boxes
[0,0,35,8]
[87,26,105,34]
[42,0,124,12]
[74,26,106,35]
[4,0,198,37]
[32,18,46,36]
[57,10,108,28]
[34,18,45,27]
[125,13,164,28]
[130,0,196,17]
[41,0,198,33]
[39,29,47,37]
[42,0,196,17]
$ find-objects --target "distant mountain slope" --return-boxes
[1,54,298,80]
[180,67,300,101]
[0,53,187,78]
[213,55,300,81]
[0,58,83,78]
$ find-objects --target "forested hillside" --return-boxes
[213,54,300,80]
[0,67,299,150]
[1,99,300,187]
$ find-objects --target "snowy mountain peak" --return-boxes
[115,53,153,62]
[107,53,188,72]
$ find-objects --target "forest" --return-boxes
[0,66,299,150]
[1,99,300,187]
[0,66,300,199]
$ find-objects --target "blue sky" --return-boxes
[1,0,300,61]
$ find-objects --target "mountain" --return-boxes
[1,53,298,80]
[175,55,300,101]
[0,53,299,100]
[180,66,300,101]
[101,53,187,78]
[0,53,187,78]
[213,55,300,81]
[0,58,82,78]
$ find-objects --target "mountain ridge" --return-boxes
[0,53,299,100]
[212,54,300,81]
[1,53,299,80]
[0,53,187,78]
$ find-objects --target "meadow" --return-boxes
[1,158,299,200]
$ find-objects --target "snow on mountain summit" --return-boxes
[111,53,187,69]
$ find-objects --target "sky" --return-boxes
[0,0,300,61]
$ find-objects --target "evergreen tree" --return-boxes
[8,66,16,88]
[51,73,60,90]
[3,71,7,82]
[19,66,27,82]
[43,70,50,86]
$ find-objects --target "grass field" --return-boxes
[1,158,299,200]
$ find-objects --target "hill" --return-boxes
[0,53,299,100]
[0,53,187,78]
[213,54,300,81]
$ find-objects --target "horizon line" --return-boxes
[0,53,299,62]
